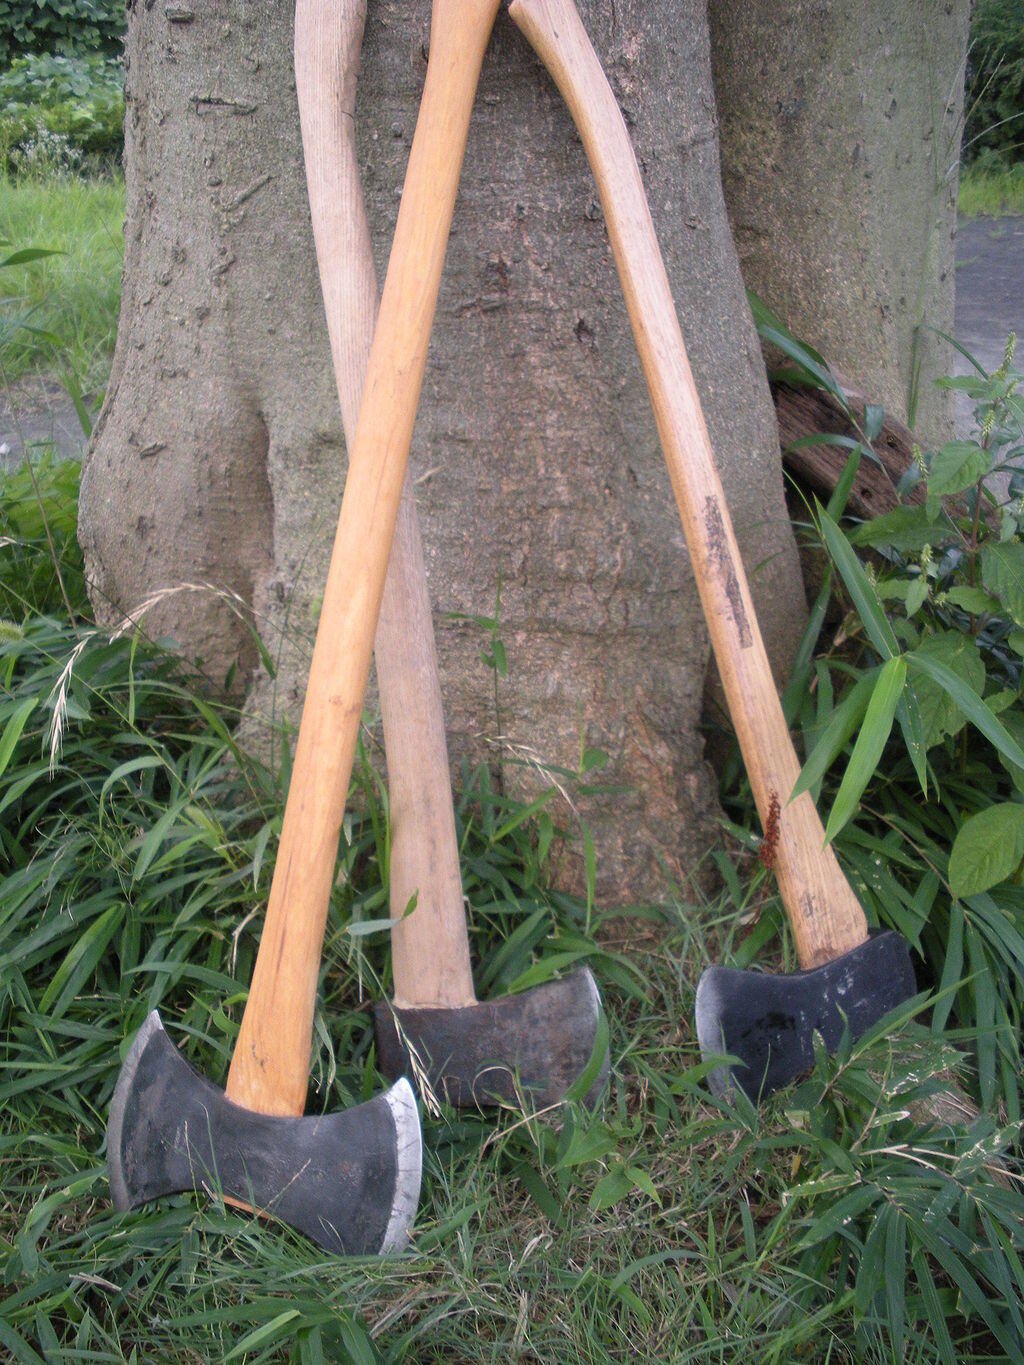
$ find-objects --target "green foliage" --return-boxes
[959,163,1024,215]
[0,0,125,65]
[0,451,86,618]
[0,53,124,169]
[752,301,1024,1126]
[1,451,1022,1357]
[0,180,123,388]
[965,0,1024,169]
[1,259,1022,1353]
[676,1019,1024,1363]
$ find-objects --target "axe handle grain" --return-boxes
[228,0,499,1115]
[508,0,868,970]
[293,0,475,1012]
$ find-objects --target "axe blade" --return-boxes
[695,931,917,1100]
[108,1012,421,1255]
[374,967,608,1110]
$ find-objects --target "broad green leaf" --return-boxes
[928,439,989,496]
[905,576,928,616]
[907,630,985,747]
[996,707,1024,792]
[875,579,911,603]
[825,656,906,841]
[943,585,1001,614]
[936,373,990,393]
[907,650,1024,768]
[818,508,900,659]
[554,1119,616,1171]
[847,505,941,553]
[624,1165,661,1205]
[949,804,1024,897]
[981,540,1024,625]
[590,1163,636,1212]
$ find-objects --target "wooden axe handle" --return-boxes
[228,0,498,1115]
[508,0,867,969]
[293,0,475,1012]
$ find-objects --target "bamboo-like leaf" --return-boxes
[0,247,62,268]
[38,903,122,1018]
[818,508,901,659]
[0,697,36,781]
[747,290,847,404]
[825,656,906,842]
[792,669,877,801]
[222,1312,303,1361]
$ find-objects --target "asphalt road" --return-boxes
[954,215,1024,375]
[1,214,1022,469]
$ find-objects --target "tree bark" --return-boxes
[709,0,970,446]
[80,0,806,900]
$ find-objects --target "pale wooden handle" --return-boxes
[375,487,477,1009]
[295,0,474,1012]
[228,0,499,1114]
[509,0,867,969]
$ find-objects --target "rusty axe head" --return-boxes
[374,967,608,1110]
[695,930,917,1100]
[108,1012,422,1255]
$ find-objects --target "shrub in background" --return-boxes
[0,53,124,170]
[965,0,1024,168]
[0,0,124,65]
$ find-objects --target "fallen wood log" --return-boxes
[773,378,924,520]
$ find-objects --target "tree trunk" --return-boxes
[80,0,806,901]
[709,0,970,445]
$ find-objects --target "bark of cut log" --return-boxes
[773,378,923,521]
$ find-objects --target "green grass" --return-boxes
[958,165,1024,216]
[2,460,1023,1362]
[0,171,123,391]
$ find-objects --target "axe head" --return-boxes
[374,967,608,1109]
[107,1012,421,1255]
[695,930,916,1101]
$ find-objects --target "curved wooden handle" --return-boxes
[508,0,867,969]
[228,0,499,1115]
[293,0,475,1013]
